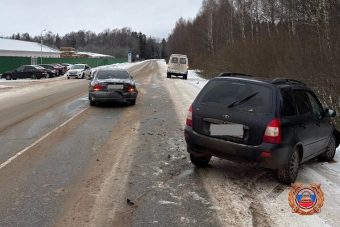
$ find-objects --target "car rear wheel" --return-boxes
[183,74,188,80]
[167,73,171,78]
[130,99,136,105]
[277,148,299,184]
[319,135,336,162]
[190,153,211,167]
[5,75,11,80]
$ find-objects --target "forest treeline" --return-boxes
[8,28,167,59]
[167,0,340,122]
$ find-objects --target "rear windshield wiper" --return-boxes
[228,91,259,108]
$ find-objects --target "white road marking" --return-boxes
[0,106,89,170]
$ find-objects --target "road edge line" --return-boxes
[0,106,89,170]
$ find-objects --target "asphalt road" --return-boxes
[0,60,339,227]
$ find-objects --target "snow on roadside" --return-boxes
[0,85,14,89]
[186,70,208,90]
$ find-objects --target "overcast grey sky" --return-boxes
[0,0,202,39]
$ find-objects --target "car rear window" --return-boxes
[171,57,178,63]
[180,58,187,64]
[97,70,130,79]
[197,80,273,114]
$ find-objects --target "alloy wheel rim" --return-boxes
[290,151,298,177]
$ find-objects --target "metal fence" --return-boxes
[0,56,127,74]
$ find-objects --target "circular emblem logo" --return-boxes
[288,183,324,215]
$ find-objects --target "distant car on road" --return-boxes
[167,54,189,80]
[184,74,340,184]
[88,68,138,106]
[67,64,91,79]
[2,65,48,80]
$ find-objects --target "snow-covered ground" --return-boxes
[161,60,340,227]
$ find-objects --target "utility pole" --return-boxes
[40,29,46,64]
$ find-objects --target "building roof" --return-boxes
[0,38,60,53]
[76,51,113,58]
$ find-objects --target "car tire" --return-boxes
[167,73,171,78]
[82,73,85,79]
[5,75,11,80]
[67,77,70,79]
[31,74,37,79]
[89,96,96,106]
[130,99,136,105]
[190,153,211,167]
[319,135,336,162]
[277,148,299,184]
[183,74,188,80]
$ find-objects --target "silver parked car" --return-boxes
[88,68,138,106]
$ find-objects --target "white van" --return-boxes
[167,54,189,80]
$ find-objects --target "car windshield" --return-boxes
[71,65,85,70]
[96,70,130,80]
[197,80,273,114]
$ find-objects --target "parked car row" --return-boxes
[1,63,93,80]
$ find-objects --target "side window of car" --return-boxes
[281,88,297,117]
[307,92,324,119]
[23,66,31,72]
[17,66,24,72]
[293,90,313,116]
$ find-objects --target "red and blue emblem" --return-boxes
[289,183,324,215]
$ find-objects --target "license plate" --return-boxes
[210,124,244,137]
[108,84,123,90]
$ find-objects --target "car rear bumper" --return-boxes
[68,74,82,78]
[89,91,138,102]
[184,126,291,169]
[167,70,187,76]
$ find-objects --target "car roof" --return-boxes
[214,73,308,89]
[96,67,128,72]
[170,54,187,58]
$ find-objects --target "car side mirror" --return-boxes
[325,108,337,118]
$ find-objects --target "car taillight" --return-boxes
[93,84,103,91]
[186,104,193,127]
[263,118,282,144]
[128,86,135,92]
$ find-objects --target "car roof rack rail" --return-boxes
[271,78,306,86]
[218,72,253,77]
